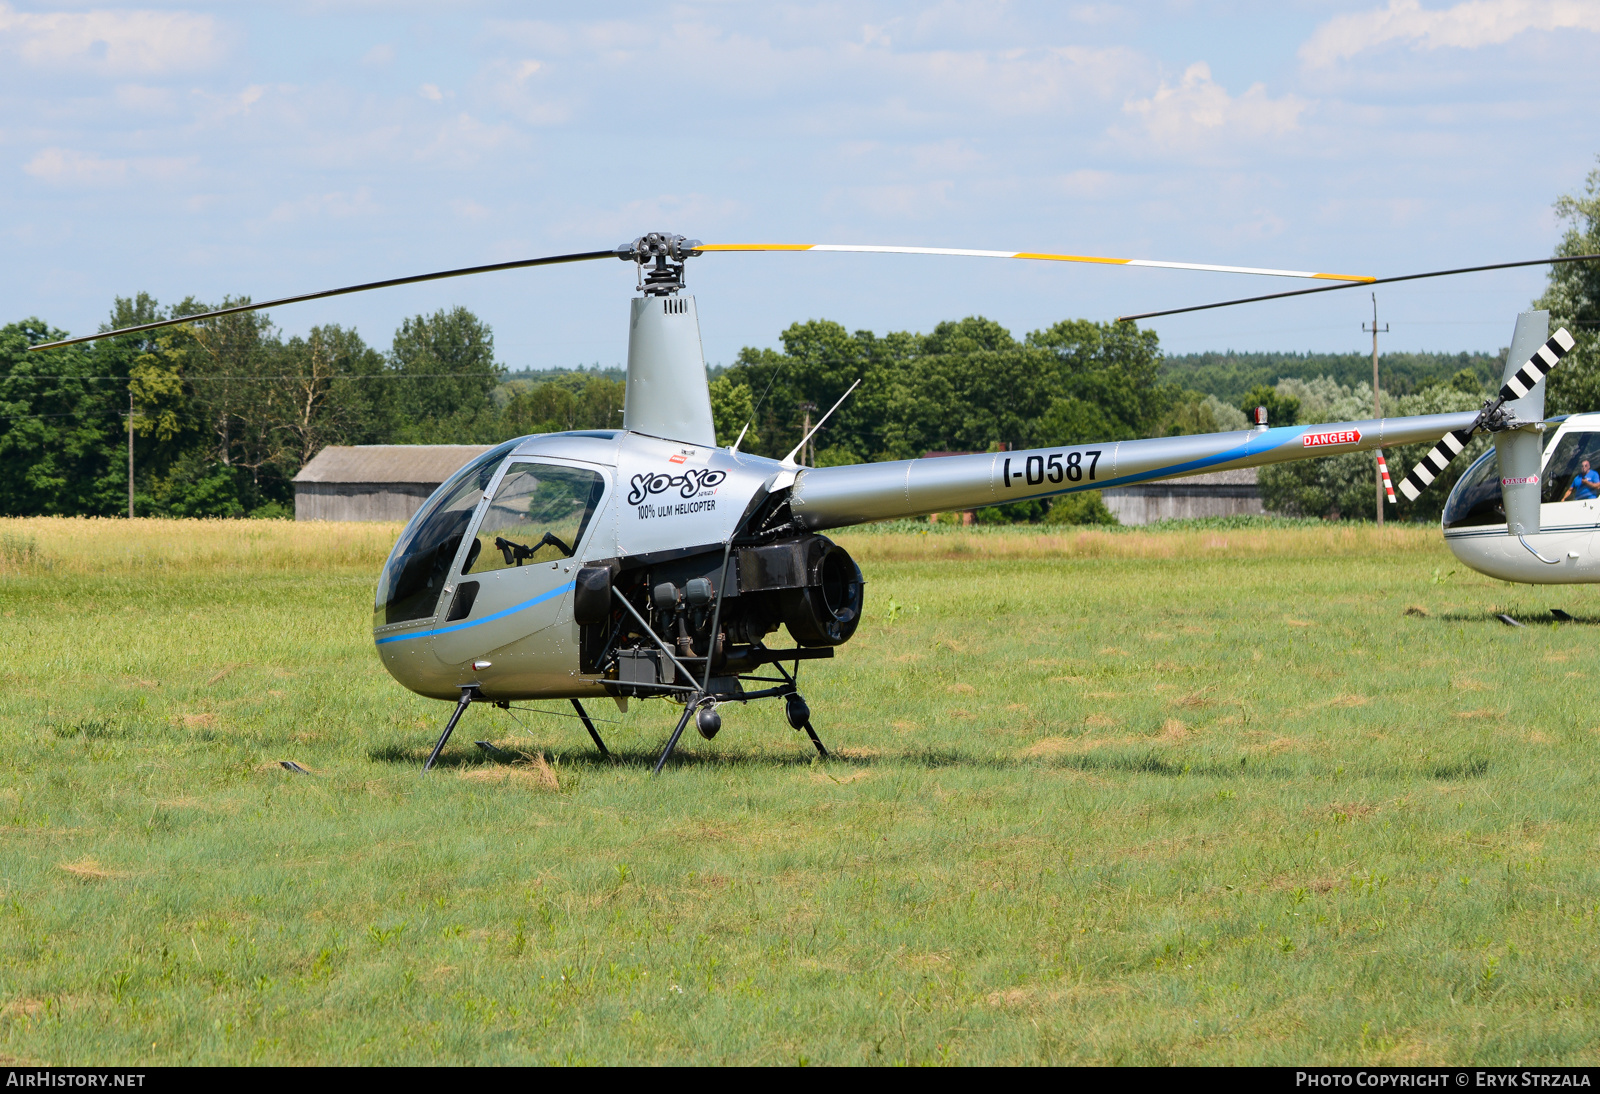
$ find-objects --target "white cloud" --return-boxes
[112,83,177,113]
[419,83,443,101]
[23,146,193,184]
[450,199,491,221]
[480,57,569,125]
[1121,62,1306,148]
[267,187,378,224]
[825,180,957,219]
[1301,0,1600,67]
[489,16,1144,120]
[0,2,222,74]
[412,113,520,167]
[553,194,746,245]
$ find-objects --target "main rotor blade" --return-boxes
[28,248,620,351]
[695,243,1373,283]
[1117,255,1600,323]
[1395,329,1576,502]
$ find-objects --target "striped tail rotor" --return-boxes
[1499,328,1576,401]
[1397,430,1474,501]
[1376,450,1397,503]
[1395,328,1576,503]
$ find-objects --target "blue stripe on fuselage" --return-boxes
[1025,427,1308,499]
[373,580,576,646]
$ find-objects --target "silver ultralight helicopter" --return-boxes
[39,233,1594,771]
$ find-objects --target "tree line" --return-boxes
[2,160,1595,521]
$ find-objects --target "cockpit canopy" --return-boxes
[375,440,516,625]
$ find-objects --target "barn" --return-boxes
[293,444,496,522]
[1100,467,1265,525]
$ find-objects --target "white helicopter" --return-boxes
[35,233,1592,770]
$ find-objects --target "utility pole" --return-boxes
[798,401,816,465]
[127,387,135,519]
[1362,293,1389,525]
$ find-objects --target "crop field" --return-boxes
[2,516,1600,1065]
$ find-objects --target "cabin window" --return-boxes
[1441,449,1504,529]
[375,441,516,625]
[1541,432,1600,504]
[463,462,606,574]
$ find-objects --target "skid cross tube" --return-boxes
[424,684,480,772]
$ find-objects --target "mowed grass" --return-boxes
[2,516,1600,1065]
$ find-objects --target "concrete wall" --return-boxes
[1102,484,1266,525]
[294,482,437,522]
[1101,480,1265,526]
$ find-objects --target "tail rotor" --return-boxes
[1395,329,1576,503]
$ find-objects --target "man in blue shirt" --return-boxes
[1562,458,1600,501]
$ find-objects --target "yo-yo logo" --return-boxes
[1501,475,1540,486]
[628,468,727,505]
[1302,429,1361,448]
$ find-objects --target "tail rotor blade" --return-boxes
[1398,429,1475,501]
[1497,329,1576,402]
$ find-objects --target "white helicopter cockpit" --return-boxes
[1444,413,1600,583]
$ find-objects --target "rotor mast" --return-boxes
[616,233,717,448]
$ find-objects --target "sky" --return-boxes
[4,0,1599,371]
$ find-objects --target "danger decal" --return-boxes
[1302,429,1361,448]
[1502,475,1540,486]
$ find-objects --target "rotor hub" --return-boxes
[616,232,702,296]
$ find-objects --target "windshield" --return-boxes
[464,462,606,573]
[1442,448,1504,529]
[1541,431,1600,503]
[374,441,516,625]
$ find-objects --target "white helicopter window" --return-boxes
[375,440,517,625]
[1541,432,1600,503]
[463,462,606,574]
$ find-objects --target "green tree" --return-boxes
[708,375,756,448]
[389,306,502,441]
[273,325,387,467]
[1538,157,1600,416]
[1030,319,1172,446]
[0,320,128,515]
[1238,383,1299,428]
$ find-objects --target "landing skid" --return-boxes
[420,690,611,772]
[419,648,831,774]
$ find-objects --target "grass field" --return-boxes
[3,515,1600,1065]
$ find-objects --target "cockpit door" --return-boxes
[431,459,610,684]
[1540,430,1600,541]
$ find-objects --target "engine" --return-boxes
[572,533,865,699]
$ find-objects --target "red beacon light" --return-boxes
[1251,406,1269,428]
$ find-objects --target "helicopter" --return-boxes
[33,232,1594,772]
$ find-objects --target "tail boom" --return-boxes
[789,412,1481,531]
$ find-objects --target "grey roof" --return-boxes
[294,445,497,485]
